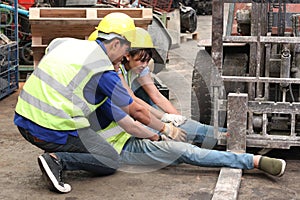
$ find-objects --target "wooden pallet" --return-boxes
[29,8,153,67]
[18,65,34,82]
[180,31,199,43]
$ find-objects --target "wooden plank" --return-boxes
[40,8,87,18]
[212,168,242,200]
[142,8,153,19]
[96,9,147,18]
[180,32,199,43]
[31,46,46,68]
[31,36,42,46]
[28,7,40,18]
[29,8,153,67]
[29,8,153,19]
[86,9,97,19]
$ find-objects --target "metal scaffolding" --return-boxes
[0,0,19,100]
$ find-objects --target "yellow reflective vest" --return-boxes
[97,121,131,154]
[96,64,136,153]
[15,38,114,130]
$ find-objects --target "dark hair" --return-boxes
[122,48,152,64]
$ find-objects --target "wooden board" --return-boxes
[180,31,199,43]
[29,8,153,67]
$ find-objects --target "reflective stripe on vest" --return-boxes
[45,37,74,54]
[101,125,124,139]
[120,64,132,88]
[15,38,114,130]
[120,64,140,87]
[98,121,131,154]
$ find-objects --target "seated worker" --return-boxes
[14,13,186,194]
[126,45,179,114]
[87,28,286,177]
[90,110,286,177]
[116,28,224,149]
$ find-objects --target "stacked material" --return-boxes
[29,7,153,67]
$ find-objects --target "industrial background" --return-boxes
[1,0,300,199]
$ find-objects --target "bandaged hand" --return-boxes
[160,123,187,142]
[161,113,187,127]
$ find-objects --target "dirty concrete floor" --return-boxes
[1,14,300,200]
[0,46,221,200]
[0,55,215,200]
[2,41,300,200]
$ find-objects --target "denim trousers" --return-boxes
[18,126,119,175]
[121,119,254,170]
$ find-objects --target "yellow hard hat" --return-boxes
[88,30,98,41]
[95,12,136,43]
[131,27,155,49]
[130,27,164,64]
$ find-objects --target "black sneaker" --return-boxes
[38,153,71,193]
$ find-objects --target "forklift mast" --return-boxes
[192,0,300,150]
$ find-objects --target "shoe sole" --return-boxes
[277,159,286,177]
[38,155,71,193]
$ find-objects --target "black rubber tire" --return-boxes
[20,42,33,65]
[191,50,248,126]
[191,49,213,125]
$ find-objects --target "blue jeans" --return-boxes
[120,120,254,170]
[180,119,226,148]
[18,126,119,175]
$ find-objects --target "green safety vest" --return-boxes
[15,38,114,130]
[98,121,131,154]
[120,64,131,87]
[96,64,138,153]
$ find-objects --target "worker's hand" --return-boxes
[151,134,171,141]
[160,134,172,141]
[160,123,187,142]
[161,113,187,127]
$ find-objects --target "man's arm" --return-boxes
[118,73,186,132]
[89,100,160,141]
[121,100,164,133]
[97,71,186,141]
[118,74,164,119]
[117,115,159,141]
[137,73,179,114]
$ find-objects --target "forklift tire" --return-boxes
[191,49,213,125]
[191,49,248,126]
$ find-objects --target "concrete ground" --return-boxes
[1,14,300,200]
